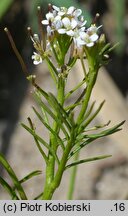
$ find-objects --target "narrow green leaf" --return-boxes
[34,83,72,132]
[67,56,77,68]
[27,117,48,163]
[84,120,125,139]
[66,155,112,169]
[21,123,60,165]
[45,56,58,85]
[65,78,86,100]
[69,121,125,159]
[80,100,96,125]
[41,106,49,125]
[0,176,19,200]
[107,42,120,53]
[33,107,65,150]
[31,81,50,124]
[0,153,27,199]
[18,170,42,185]
[99,43,111,56]
[83,121,111,132]
[50,41,60,64]
[34,83,49,100]
[75,88,86,104]
[65,101,82,111]
[34,191,44,200]
[48,93,72,130]
[79,100,105,133]
[68,88,86,113]
[34,92,69,139]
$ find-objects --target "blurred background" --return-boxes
[0,0,128,199]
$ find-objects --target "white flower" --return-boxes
[42,5,88,35]
[77,16,87,27]
[42,11,63,35]
[42,12,55,25]
[52,15,63,29]
[58,17,77,35]
[72,27,85,47]
[87,25,101,35]
[86,25,101,42]
[53,5,82,18]
[69,8,82,18]
[32,52,42,65]
[87,26,98,41]
[73,25,100,48]
[41,5,100,48]
[79,31,98,47]
[52,5,68,16]
[67,6,76,15]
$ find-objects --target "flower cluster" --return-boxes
[31,5,101,65]
[42,5,100,48]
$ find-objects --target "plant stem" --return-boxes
[67,54,99,200]
[67,152,79,199]
[42,130,75,199]
[41,76,65,199]
[76,67,97,125]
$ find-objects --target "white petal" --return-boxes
[88,26,97,34]
[33,60,39,65]
[66,30,74,36]
[55,20,63,29]
[90,33,98,42]
[67,6,75,14]
[80,20,87,27]
[86,42,94,47]
[46,12,54,21]
[74,9,82,17]
[74,37,86,45]
[62,17,71,28]
[42,20,49,25]
[79,31,87,39]
[80,27,86,32]
[58,28,66,34]
[53,10,57,17]
[54,15,61,21]
[31,52,42,65]
[71,19,77,29]
[31,52,37,59]
[58,11,65,16]
[52,5,60,11]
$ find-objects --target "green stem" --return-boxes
[41,76,65,199]
[76,65,98,125]
[42,130,75,200]
[67,152,79,199]
[65,78,86,100]
[68,54,99,200]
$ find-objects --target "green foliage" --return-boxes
[0,153,42,199]
[1,3,125,200]
[0,0,14,20]
[113,0,125,55]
